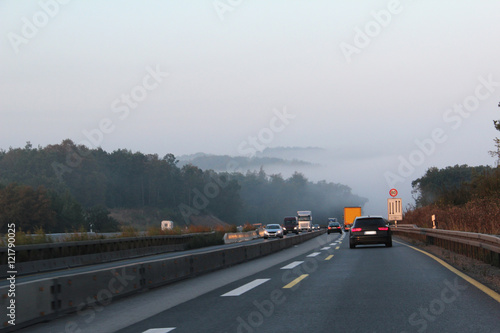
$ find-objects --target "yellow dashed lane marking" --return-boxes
[283,274,309,289]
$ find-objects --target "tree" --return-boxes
[412,165,493,207]
[50,190,85,231]
[85,206,119,232]
[0,183,56,232]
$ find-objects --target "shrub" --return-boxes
[242,223,256,232]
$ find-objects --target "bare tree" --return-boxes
[490,102,500,165]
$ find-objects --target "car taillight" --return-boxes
[336,226,340,229]
[378,227,389,231]
[328,227,331,229]
[351,228,362,232]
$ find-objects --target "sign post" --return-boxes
[387,189,402,226]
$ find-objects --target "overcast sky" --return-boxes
[1,0,499,216]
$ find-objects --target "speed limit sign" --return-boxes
[389,188,398,197]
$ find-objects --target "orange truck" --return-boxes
[343,207,362,231]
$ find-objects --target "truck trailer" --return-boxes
[343,207,362,232]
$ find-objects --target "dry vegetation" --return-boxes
[403,197,500,235]
[2,223,241,246]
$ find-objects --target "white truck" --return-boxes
[297,211,312,232]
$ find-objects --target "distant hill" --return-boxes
[178,146,323,172]
[178,153,316,172]
[256,146,326,160]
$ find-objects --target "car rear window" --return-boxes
[329,222,340,227]
[354,218,386,227]
[284,220,296,225]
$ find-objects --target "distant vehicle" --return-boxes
[297,210,312,232]
[263,224,284,239]
[283,216,299,235]
[343,207,362,232]
[349,216,392,248]
[327,222,342,234]
[161,220,174,230]
[327,218,337,223]
[312,224,320,230]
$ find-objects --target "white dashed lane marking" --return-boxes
[307,252,321,257]
[281,261,304,269]
[221,279,270,297]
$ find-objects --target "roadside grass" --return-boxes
[13,227,53,245]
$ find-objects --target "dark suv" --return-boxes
[327,222,342,234]
[283,216,299,235]
[349,216,392,248]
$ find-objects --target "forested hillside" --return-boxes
[411,164,495,207]
[0,140,367,233]
[407,164,500,234]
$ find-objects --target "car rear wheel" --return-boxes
[386,240,392,247]
[349,241,356,249]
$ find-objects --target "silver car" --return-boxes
[263,224,284,239]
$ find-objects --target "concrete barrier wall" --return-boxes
[0,234,196,265]
[2,244,185,278]
[1,230,325,332]
[0,237,198,279]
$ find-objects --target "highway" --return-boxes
[21,233,500,333]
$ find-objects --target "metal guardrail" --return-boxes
[392,225,500,268]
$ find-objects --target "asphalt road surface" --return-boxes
[22,233,500,333]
